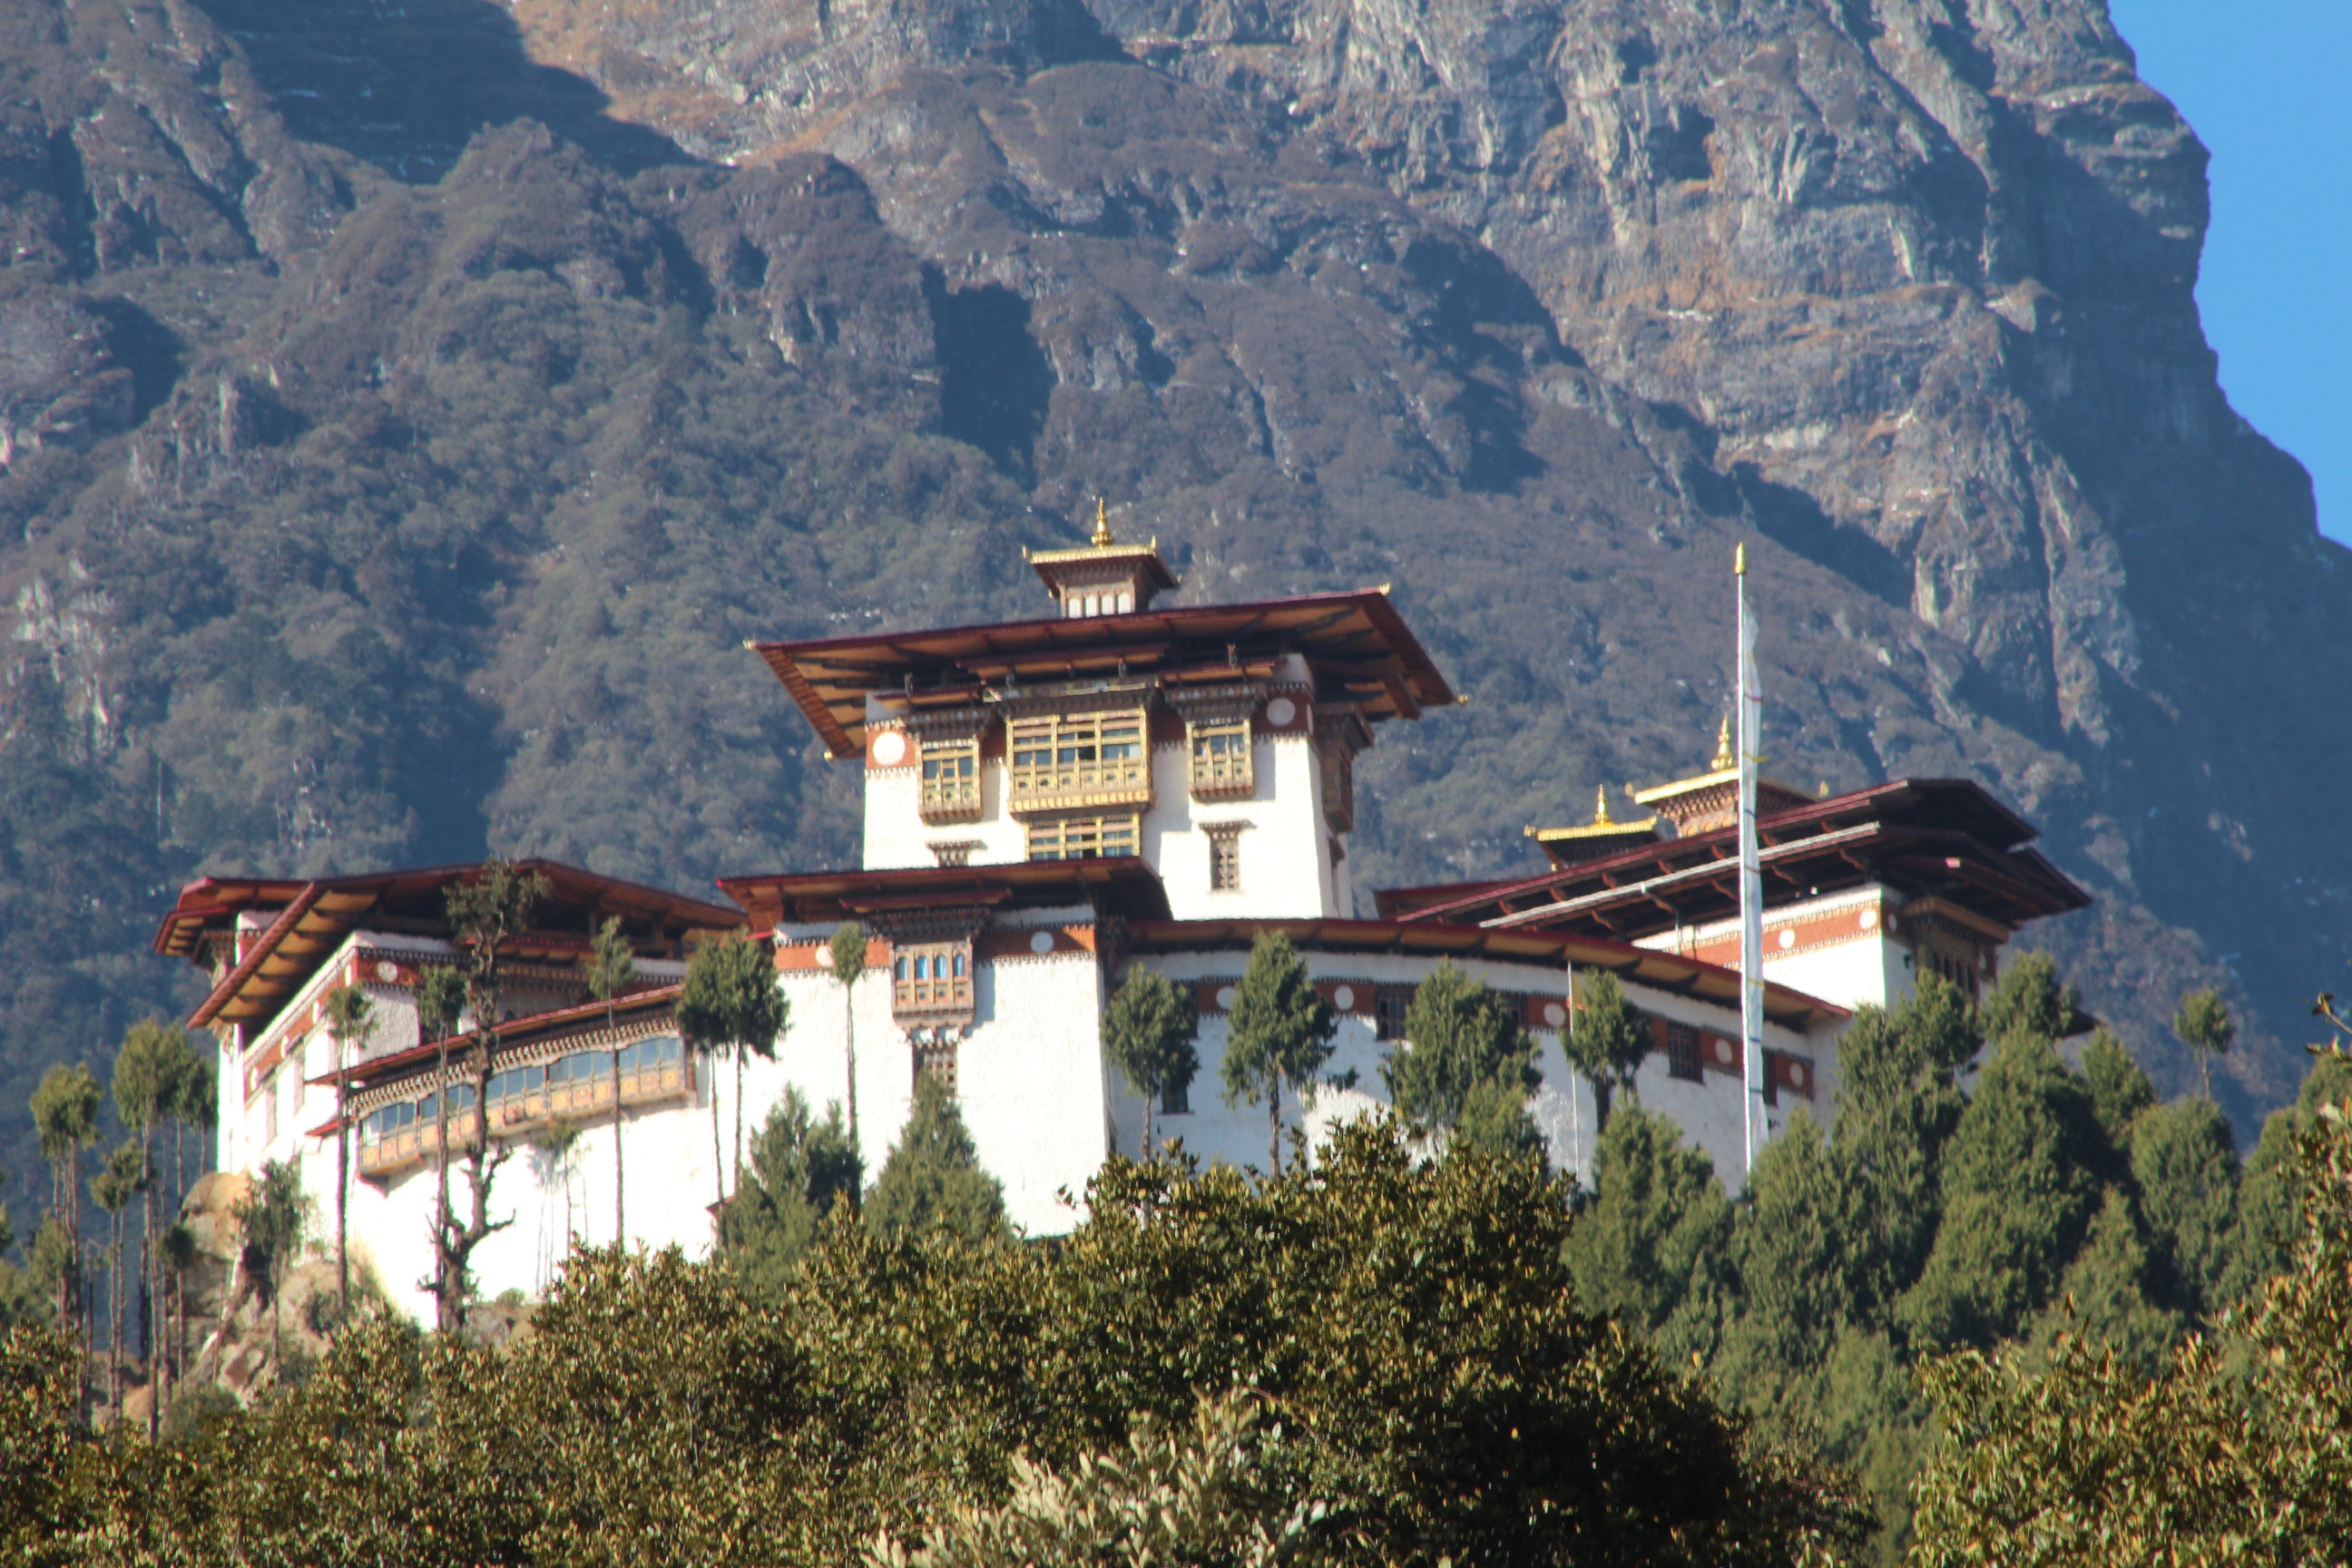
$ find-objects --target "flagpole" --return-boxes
[1737,543,1765,1182]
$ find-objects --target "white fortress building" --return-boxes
[156,517,2088,1319]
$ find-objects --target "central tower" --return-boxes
[749,511,1455,919]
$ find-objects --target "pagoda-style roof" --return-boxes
[747,588,1456,760]
[154,861,743,1031]
[1377,779,2090,940]
[1525,788,1661,868]
[1122,918,1847,1029]
[719,858,1173,930]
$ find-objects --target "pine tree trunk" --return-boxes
[336,1059,350,1321]
[609,1001,625,1248]
[844,985,860,1152]
[709,1051,725,1207]
[107,1215,122,1416]
[142,1133,158,1440]
[734,1044,747,1199]
[1268,1079,1281,1176]
[433,1034,456,1333]
[1142,1091,1155,1161]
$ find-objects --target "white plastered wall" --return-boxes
[1122,947,1841,1193]
[1637,887,1916,1015]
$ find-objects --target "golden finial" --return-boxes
[1093,496,1114,548]
[1592,786,1614,827]
[1711,716,1734,771]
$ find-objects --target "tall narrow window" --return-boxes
[1160,1078,1190,1115]
[1206,824,1243,891]
[1373,987,1411,1042]
[1666,1022,1703,1083]
[919,737,982,821]
[915,1040,959,1095]
[1188,716,1253,799]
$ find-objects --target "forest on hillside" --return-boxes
[4,939,2348,1564]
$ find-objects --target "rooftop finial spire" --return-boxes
[1711,715,1735,772]
[1592,786,1614,827]
[1093,496,1114,548]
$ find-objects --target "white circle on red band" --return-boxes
[1777,927,1796,949]
[1029,930,1054,955]
[872,730,907,765]
[1332,985,1356,1011]
[1265,697,1297,726]
[1215,985,1238,1011]
[1544,1003,1567,1026]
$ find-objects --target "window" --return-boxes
[1161,1076,1191,1115]
[1006,709,1151,810]
[1374,987,1411,1042]
[1026,811,1141,861]
[919,738,981,821]
[1319,740,1356,832]
[1188,717,1252,798]
[915,1039,959,1094]
[894,941,975,1020]
[1207,826,1242,891]
[1666,1022,1703,1083]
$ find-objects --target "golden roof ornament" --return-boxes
[1592,786,1615,827]
[1093,496,1114,547]
[1711,716,1735,773]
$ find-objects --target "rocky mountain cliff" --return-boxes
[0,0,2341,1181]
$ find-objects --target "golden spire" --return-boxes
[1093,496,1114,547]
[1711,716,1735,772]
[1592,786,1614,827]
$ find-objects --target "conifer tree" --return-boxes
[1220,931,1334,1175]
[235,1156,306,1367]
[1384,962,1538,1151]
[580,916,636,1245]
[2079,1028,2156,1149]
[2129,1094,2241,1317]
[90,1141,144,1415]
[1561,1104,1734,1365]
[679,931,789,1205]
[720,1088,862,1295]
[2173,986,2234,1102]
[436,858,549,1332]
[412,965,467,1323]
[1896,986,2102,1350]
[30,1063,101,1345]
[1560,969,1648,1135]
[1102,969,1200,1158]
[865,1074,1009,1247]
[828,922,867,1152]
[1827,977,1976,1323]
[321,985,374,1322]
[2030,1187,2183,1367]
[1718,1110,1851,1391]
[109,1022,178,1435]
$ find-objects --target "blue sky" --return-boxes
[2106,0,2350,543]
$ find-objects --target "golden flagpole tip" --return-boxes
[1735,541,1747,575]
